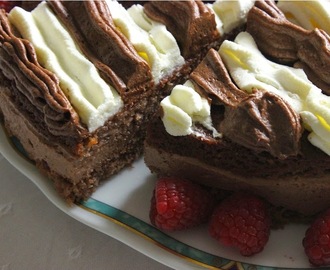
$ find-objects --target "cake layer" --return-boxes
[145,143,330,217]
[0,67,152,202]
[144,114,330,216]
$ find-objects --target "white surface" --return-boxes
[0,153,172,270]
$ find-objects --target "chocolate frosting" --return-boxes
[246,0,330,95]
[191,49,302,159]
[48,0,153,97]
[0,9,88,149]
[221,91,302,159]
[190,49,246,107]
[143,0,219,59]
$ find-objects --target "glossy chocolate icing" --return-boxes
[247,0,330,95]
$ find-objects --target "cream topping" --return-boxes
[219,31,330,155]
[105,1,184,83]
[208,0,255,35]
[9,2,123,132]
[277,0,330,34]
[161,81,219,137]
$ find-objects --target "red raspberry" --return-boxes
[209,193,271,256]
[149,177,215,231]
[0,1,21,12]
[303,209,330,266]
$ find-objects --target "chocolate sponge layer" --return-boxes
[144,114,330,217]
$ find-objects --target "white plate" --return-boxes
[0,125,315,270]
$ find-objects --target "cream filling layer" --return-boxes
[278,0,330,34]
[105,0,184,84]
[9,2,123,132]
[219,31,330,155]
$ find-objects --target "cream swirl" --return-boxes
[278,0,330,34]
[207,0,255,35]
[161,80,219,137]
[105,0,184,84]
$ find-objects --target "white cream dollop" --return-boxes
[9,2,123,132]
[219,31,330,155]
[277,0,330,34]
[207,0,255,35]
[105,1,184,84]
[161,81,219,137]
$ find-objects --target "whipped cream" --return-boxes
[161,81,219,137]
[105,1,184,83]
[207,0,255,35]
[9,2,123,132]
[219,31,330,155]
[278,0,330,34]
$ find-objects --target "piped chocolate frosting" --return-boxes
[247,0,330,94]
[48,0,153,97]
[143,0,219,59]
[191,48,303,159]
[0,9,87,150]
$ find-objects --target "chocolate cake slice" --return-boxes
[0,0,220,203]
[144,1,330,217]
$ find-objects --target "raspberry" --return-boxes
[303,209,330,266]
[149,177,215,231]
[209,193,271,256]
[0,1,21,12]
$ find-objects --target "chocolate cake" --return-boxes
[144,0,330,217]
[0,0,220,203]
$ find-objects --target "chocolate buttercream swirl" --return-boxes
[0,10,87,146]
[222,91,303,160]
[247,0,330,95]
[190,49,246,107]
[143,0,219,59]
[48,0,153,97]
[191,49,303,159]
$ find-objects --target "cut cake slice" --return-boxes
[0,0,220,203]
[144,0,330,217]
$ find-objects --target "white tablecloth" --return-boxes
[0,153,172,270]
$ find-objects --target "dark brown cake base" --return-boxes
[144,116,330,217]
[0,72,146,202]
